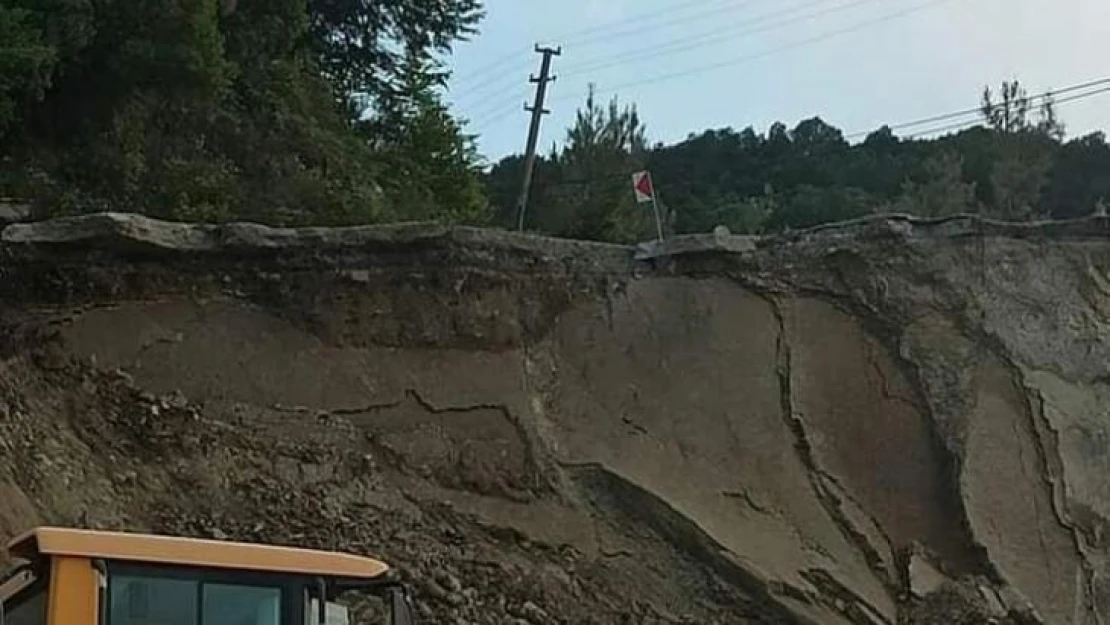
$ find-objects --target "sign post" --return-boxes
[632,171,664,241]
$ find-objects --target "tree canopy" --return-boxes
[3,8,1108,243]
[486,80,1110,240]
[0,0,488,225]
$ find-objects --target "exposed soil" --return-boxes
[1,214,1109,624]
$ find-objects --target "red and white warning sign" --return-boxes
[631,170,664,241]
[631,171,655,204]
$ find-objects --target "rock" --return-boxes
[996,586,1041,622]
[908,549,950,598]
[0,198,32,224]
[977,584,1008,617]
[521,601,548,621]
[435,570,463,593]
[908,582,994,625]
[112,470,138,486]
[422,579,449,602]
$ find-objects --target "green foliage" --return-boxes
[494,86,655,242]
[986,134,1055,221]
[970,80,1063,220]
[308,0,483,110]
[771,185,874,230]
[359,51,488,224]
[722,194,775,234]
[894,150,979,218]
[484,76,1110,242]
[981,80,1032,134]
[0,5,59,135]
[0,0,486,226]
[553,87,652,242]
[1043,132,1110,219]
[366,96,488,224]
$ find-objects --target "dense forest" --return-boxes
[0,0,487,225]
[2,0,1109,241]
[486,84,1110,242]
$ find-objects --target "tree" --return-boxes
[484,78,1099,240]
[308,0,482,117]
[894,150,979,218]
[0,6,57,137]
[1042,132,1110,219]
[981,80,1032,134]
[0,0,488,225]
[541,86,652,242]
[361,53,487,223]
[1036,92,1066,141]
[977,80,1060,220]
[769,185,874,230]
[703,190,775,234]
[647,127,768,234]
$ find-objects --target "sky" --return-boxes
[444,0,1110,163]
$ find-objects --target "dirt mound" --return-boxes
[1,213,1108,624]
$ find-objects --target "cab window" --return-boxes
[3,585,47,625]
[1,567,47,625]
[109,576,195,625]
[107,569,283,625]
[204,584,281,625]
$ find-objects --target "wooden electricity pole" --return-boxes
[516,45,561,231]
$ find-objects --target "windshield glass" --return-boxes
[107,571,283,625]
[305,590,386,625]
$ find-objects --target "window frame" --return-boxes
[1,562,49,625]
[103,561,303,625]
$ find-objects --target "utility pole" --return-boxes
[516,45,561,231]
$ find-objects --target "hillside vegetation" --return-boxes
[0,0,487,225]
[2,2,1109,242]
[486,84,1110,242]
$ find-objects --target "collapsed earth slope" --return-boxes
[0,213,1107,624]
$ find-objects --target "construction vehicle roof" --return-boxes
[7,527,389,580]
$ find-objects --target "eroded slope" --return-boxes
[0,213,1107,624]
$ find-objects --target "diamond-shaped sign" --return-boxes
[632,171,654,203]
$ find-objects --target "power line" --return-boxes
[468,4,1110,150]
[901,83,1110,138]
[844,77,1110,138]
[460,80,531,118]
[559,0,742,45]
[559,0,881,78]
[468,89,532,128]
[561,0,796,48]
[902,118,988,139]
[453,45,531,83]
[905,84,1110,139]
[513,77,1110,190]
[469,0,953,131]
[452,0,756,100]
[451,56,535,104]
[550,0,956,104]
[454,0,850,106]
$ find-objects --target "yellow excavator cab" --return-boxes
[0,527,415,625]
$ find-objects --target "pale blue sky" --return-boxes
[445,0,1110,162]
